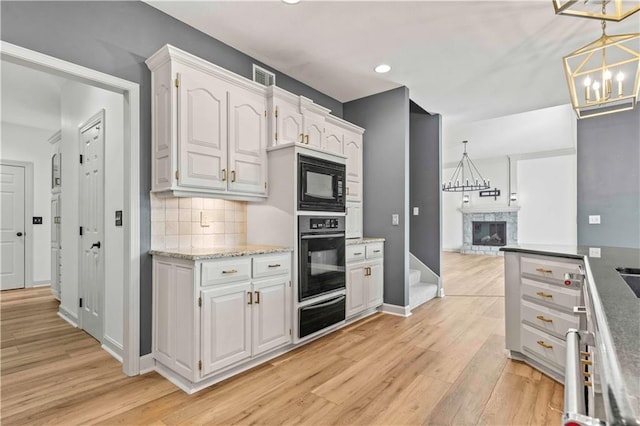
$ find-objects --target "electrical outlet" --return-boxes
[588,215,601,224]
[392,214,399,226]
[200,211,210,227]
[589,247,601,258]
[413,207,419,216]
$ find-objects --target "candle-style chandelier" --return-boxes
[560,2,640,118]
[552,0,640,22]
[442,141,490,192]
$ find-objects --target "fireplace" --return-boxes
[472,221,506,246]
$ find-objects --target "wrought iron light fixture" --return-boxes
[442,141,490,192]
[552,0,640,22]
[560,2,640,118]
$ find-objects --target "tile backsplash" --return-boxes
[151,194,247,250]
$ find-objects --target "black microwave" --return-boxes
[298,155,345,212]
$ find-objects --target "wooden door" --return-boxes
[367,261,384,308]
[201,282,252,376]
[228,87,267,195]
[252,277,291,356]
[344,132,363,202]
[79,112,105,342]
[346,264,366,317]
[0,164,25,290]
[177,67,228,190]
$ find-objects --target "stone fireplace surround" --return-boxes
[458,206,519,256]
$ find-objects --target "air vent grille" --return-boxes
[252,64,275,87]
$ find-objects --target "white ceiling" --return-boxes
[1,60,66,132]
[145,1,639,123]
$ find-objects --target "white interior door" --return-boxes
[0,164,26,290]
[79,111,105,342]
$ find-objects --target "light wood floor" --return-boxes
[1,252,563,425]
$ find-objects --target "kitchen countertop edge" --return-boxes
[149,245,293,260]
[346,237,386,245]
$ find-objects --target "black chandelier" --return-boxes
[442,140,490,192]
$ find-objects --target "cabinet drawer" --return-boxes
[521,256,581,283]
[346,245,366,263]
[201,258,252,286]
[253,253,291,278]
[366,243,384,260]
[522,324,566,369]
[522,278,580,310]
[521,300,579,339]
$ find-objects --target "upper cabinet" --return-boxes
[344,130,363,203]
[146,45,268,200]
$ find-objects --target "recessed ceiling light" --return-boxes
[282,0,300,4]
[374,64,391,74]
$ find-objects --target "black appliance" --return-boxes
[298,154,345,212]
[298,216,346,302]
[299,295,346,338]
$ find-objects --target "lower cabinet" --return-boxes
[346,242,384,318]
[153,252,292,384]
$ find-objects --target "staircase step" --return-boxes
[410,282,438,310]
[409,269,421,286]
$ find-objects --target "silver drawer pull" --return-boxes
[222,269,238,274]
[353,252,363,256]
[268,264,281,268]
[373,250,381,253]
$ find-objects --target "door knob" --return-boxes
[91,241,101,249]
[16,232,23,237]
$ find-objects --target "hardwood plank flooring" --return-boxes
[1,252,563,425]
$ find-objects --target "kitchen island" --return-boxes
[501,244,639,425]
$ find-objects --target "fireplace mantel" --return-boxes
[458,205,521,214]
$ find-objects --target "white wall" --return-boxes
[60,80,124,352]
[0,122,54,284]
[442,104,577,250]
[518,155,577,245]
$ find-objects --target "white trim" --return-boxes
[438,287,445,298]
[380,303,412,317]
[31,280,50,287]
[0,160,34,288]
[409,253,440,285]
[58,306,79,328]
[458,205,521,214]
[102,336,124,363]
[443,247,461,253]
[139,354,155,375]
[1,41,141,376]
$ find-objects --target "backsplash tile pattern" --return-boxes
[150,194,247,250]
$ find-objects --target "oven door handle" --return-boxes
[302,296,345,310]
[300,233,345,240]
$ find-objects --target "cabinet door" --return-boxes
[201,282,252,376]
[346,202,363,239]
[346,264,366,317]
[252,277,291,356]
[303,115,325,149]
[275,104,303,145]
[177,66,228,190]
[324,125,343,155]
[228,88,267,195]
[367,260,384,308]
[344,132,363,202]
[51,196,59,246]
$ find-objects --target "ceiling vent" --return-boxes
[252,64,275,87]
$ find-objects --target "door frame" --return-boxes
[77,110,106,342]
[0,41,141,376]
[0,160,34,289]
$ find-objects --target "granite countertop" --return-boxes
[346,237,386,245]
[501,244,640,421]
[149,244,292,260]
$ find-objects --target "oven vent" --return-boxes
[252,64,275,87]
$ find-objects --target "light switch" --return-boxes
[413,207,419,216]
[588,215,601,224]
[392,214,399,226]
[589,247,601,258]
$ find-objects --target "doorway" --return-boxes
[0,163,26,290]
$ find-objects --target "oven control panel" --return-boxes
[310,218,340,230]
[299,216,346,234]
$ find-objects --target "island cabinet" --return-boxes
[345,241,384,318]
[146,45,268,200]
[504,251,585,382]
[152,251,292,391]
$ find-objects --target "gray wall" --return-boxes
[409,102,441,275]
[1,1,343,355]
[577,108,640,249]
[344,87,411,307]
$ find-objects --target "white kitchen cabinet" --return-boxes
[146,45,267,200]
[302,113,325,149]
[324,124,344,156]
[346,202,363,239]
[344,130,363,203]
[252,276,292,356]
[269,91,303,146]
[50,194,61,300]
[346,242,384,318]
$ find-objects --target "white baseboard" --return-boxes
[102,336,124,363]
[438,287,445,297]
[443,248,461,253]
[58,306,78,328]
[139,354,155,374]
[380,303,412,317]
[29,280,50,288]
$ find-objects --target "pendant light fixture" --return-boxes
[559,2,640,118]
[552,0,640,22]
[442,141,490,192]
